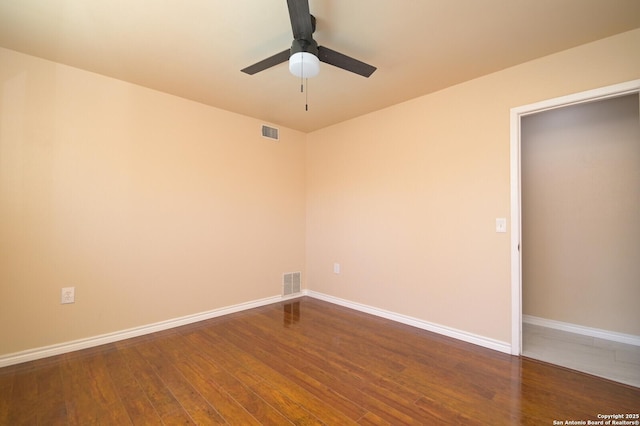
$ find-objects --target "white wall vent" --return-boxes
[283,272,301,296]
[261,124,279,141]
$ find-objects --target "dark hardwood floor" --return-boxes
[1,297,638,425]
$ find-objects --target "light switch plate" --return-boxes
[496,218,507,233]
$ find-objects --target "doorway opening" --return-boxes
[510,80,640,386]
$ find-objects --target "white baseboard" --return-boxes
[1,290,513,368]
[306,291,512,354]
[523,315,640,347]
[0,293,304,368]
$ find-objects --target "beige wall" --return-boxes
[1,29,639,358]
[522,94,640,335]
[0,48,306,356]
[306,29,640,344]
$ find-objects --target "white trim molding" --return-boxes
[523,315,640,347]
[0,293,305,368]
[1,289,517,368]
[307,291,512,354]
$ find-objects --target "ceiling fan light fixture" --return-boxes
[289,52,319,78]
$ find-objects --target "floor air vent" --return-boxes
[283,272,301,296]
[262,125,279,141]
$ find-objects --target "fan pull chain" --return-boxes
[300,57,304,93]
[298,56,309,111]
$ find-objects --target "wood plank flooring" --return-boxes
[1,297,639,425]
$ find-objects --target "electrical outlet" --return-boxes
[61,287,75,304]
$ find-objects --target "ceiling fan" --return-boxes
[241,0,376,78]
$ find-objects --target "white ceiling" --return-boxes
[1,0,639,132]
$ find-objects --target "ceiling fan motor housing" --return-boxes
[290,38,318,56]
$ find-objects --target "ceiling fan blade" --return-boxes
[287,0,313,40]
[241,49,290,75]
[318,46,376,77]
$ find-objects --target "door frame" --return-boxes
[509,79,640,355]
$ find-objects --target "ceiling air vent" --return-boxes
[261,124,279,141]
